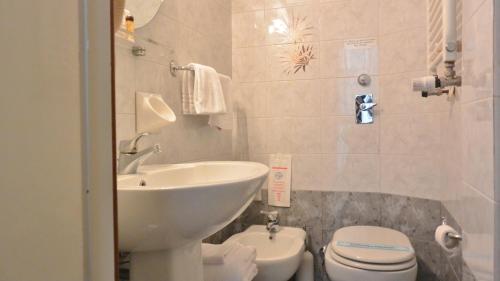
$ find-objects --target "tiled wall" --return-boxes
[230,0,496,280]
[231,0,445,199]
[115,0,233,164]
[439,0,498,280]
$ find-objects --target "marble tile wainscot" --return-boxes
[206,191,477,281]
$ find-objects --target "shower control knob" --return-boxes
[357,74,371,87]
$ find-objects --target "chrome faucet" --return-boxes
[118,133,161,175]
[261,210,280,239]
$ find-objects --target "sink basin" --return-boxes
[118,161,269,252]
[118,161,268,281]
[226,225,306,281]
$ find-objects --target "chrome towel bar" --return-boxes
[170,60,194,77]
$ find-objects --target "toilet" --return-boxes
[324,226,418,281]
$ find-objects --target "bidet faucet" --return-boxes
[261,210,280,238]
[118,133,161,175]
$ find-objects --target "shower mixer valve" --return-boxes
[355,94,377,124]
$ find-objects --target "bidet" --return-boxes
[226,225,306,281]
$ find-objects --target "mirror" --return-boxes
[114,0,126,32]
[125,0,164,29]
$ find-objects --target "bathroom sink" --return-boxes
[226,225,306,281]
[118,161,269,252]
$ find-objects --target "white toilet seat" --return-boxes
[328,244,417,271]
[324,226,418,281]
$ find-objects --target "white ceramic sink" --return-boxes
[118,161,269,252]
[226,225,306,281]
[117,161,268,281]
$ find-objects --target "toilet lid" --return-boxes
[331,226,415,264]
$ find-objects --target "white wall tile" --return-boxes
[267,80,322,117]
[461,0,494,103]
[321,117,337,153]
[266,117,294,153]
[319,0,379,40]
[462,99,494,199]
[380,155,441,199]
[291,117,322,153]
[233,11,267,48]
[380,113,441,157]
[378,0,426,35]
[233,47,268,82]
[322,154,380,192]
[462,0,488,23]
[234,82,270,117]
[232,0,266,12]
[247,117,269,154]
[459,182,495,280]
[266,0,313,9]
[292,154,324,189]
[115,46,136,114]
[334,116,379,154]
[379,28,427,74]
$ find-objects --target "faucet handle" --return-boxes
[360,102,377,111]
[120,132,151,153]
[152,144,162,153]
[260,210,279,221]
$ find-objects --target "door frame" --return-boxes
[81,0,118,280]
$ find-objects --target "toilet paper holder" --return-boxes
[446,232,462,240]
[440,217,462,250]
[441,217,462,240]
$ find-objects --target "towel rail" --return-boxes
[170,60,194,77]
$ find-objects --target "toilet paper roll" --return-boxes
[435,224,459,253]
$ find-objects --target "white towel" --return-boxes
[201,242,238,265]
[202,242,258,281]
[181,69,196,114]
[182,63,227,115]
[208,74,234,130]
[243,263,258,281]
[203,263,257,281]
[221,240,256,264]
